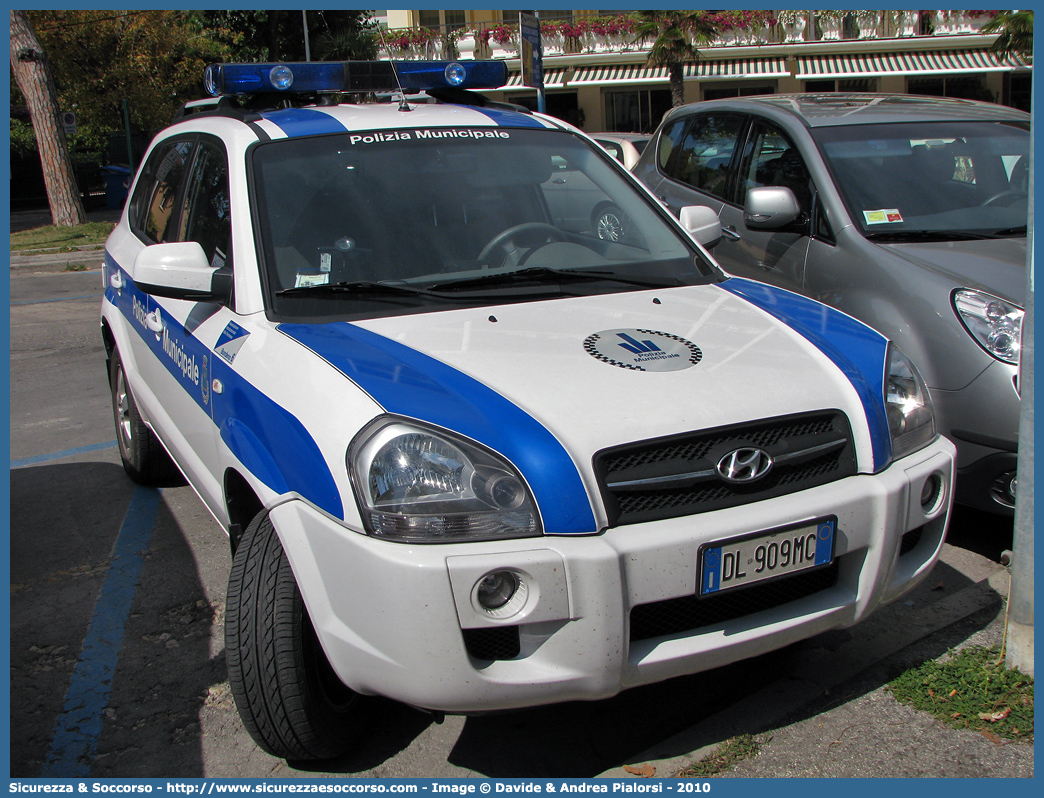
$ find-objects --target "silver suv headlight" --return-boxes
[348,418,542,542]
[953,289,1023,365]
[885,344,936,461]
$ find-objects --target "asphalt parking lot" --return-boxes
[9,258,1022,779]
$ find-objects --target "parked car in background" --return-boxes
[592,132,652,170]
[633,94,1028,516]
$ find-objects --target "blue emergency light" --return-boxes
[203,60,508,97]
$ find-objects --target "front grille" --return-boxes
[630,560,841,643]
[462,626,520,661]
[595,411,856,526]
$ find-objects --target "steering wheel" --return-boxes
[980,189,1028,207]
[477,222,566,266]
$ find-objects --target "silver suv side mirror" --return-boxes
[744,186,801,229]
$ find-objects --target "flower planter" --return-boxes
[784,19,807,42]
[456,33,476,61]
[819,17,842,41]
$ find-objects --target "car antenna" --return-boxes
[376,28,412,112]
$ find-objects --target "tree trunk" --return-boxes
[10,10,87,227]
[669,62,686,107]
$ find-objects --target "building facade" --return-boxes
[380,9,1031,132]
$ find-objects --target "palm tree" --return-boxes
[981,10,1033,62]
[634,11,718,108]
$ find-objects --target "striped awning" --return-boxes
[796,49,1031,79]
[501,67,567,91]
[569,57,790,84]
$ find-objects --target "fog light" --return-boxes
[920,473,944,514]
[476,571,518,610]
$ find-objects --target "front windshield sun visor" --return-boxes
[813,121,1029,240]
[250,127,720,321]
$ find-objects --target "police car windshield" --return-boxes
[251,127,717,320]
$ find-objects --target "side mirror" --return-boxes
[132,242,231,303]
[744,186,801,229]
[678,205,722,248]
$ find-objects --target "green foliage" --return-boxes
[15,11,378,159]
[200,10,378,62]
[10,119,38,155]
[676,734,766,777]
[981,10,1034,61]
[26,10,232,151]
[888,645,1034,742]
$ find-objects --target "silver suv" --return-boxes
[633,93,1027,516]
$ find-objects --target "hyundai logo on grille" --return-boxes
[717,448,774,483]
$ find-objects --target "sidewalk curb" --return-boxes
[599,563,1009,779]
[10,247,106,272]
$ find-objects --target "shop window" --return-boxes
[604,88,672,133]
[908,75,994,102]
[703,85,775,101]
[803,79,877,93]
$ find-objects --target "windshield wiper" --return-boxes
[865,230,994,243]
[427,266,677,292]
[276,280,445,299]
[991,225,1028,237]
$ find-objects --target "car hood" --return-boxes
[880,238,1026,304]
[281,285,881,497]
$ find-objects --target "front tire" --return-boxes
[225,512,369,760]
[109,350,180,484]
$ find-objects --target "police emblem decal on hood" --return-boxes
[584,329,702,372]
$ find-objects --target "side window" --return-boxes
[136,139,194,244]
[180,141,232,270]
[656,118,688,172]
[741,123,813,214]
[670,114,745,200]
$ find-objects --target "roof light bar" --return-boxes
[203,60,508,97]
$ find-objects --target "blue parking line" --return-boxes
[40,485,162,777]
[11,441,117,469]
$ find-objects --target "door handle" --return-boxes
[145,310,164,338]
[721,226,742,241]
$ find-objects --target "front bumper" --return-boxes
[930,359,1019,514]
[271,436,955,713]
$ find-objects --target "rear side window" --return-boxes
[667,114,746,201]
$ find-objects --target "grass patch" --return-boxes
[10,221,114,252]
[888,644,1033,743]
[64,263,91,272]
[676,734,767,777]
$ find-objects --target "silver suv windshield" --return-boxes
[251,127,717,320]
[813,121,1029,241]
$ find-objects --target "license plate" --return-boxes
[700,517,836,595]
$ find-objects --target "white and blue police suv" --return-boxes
[101,60,956,760]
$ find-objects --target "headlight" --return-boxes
[885,344,936,461]
[348,418,542,542]
[953,289,1023,365]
